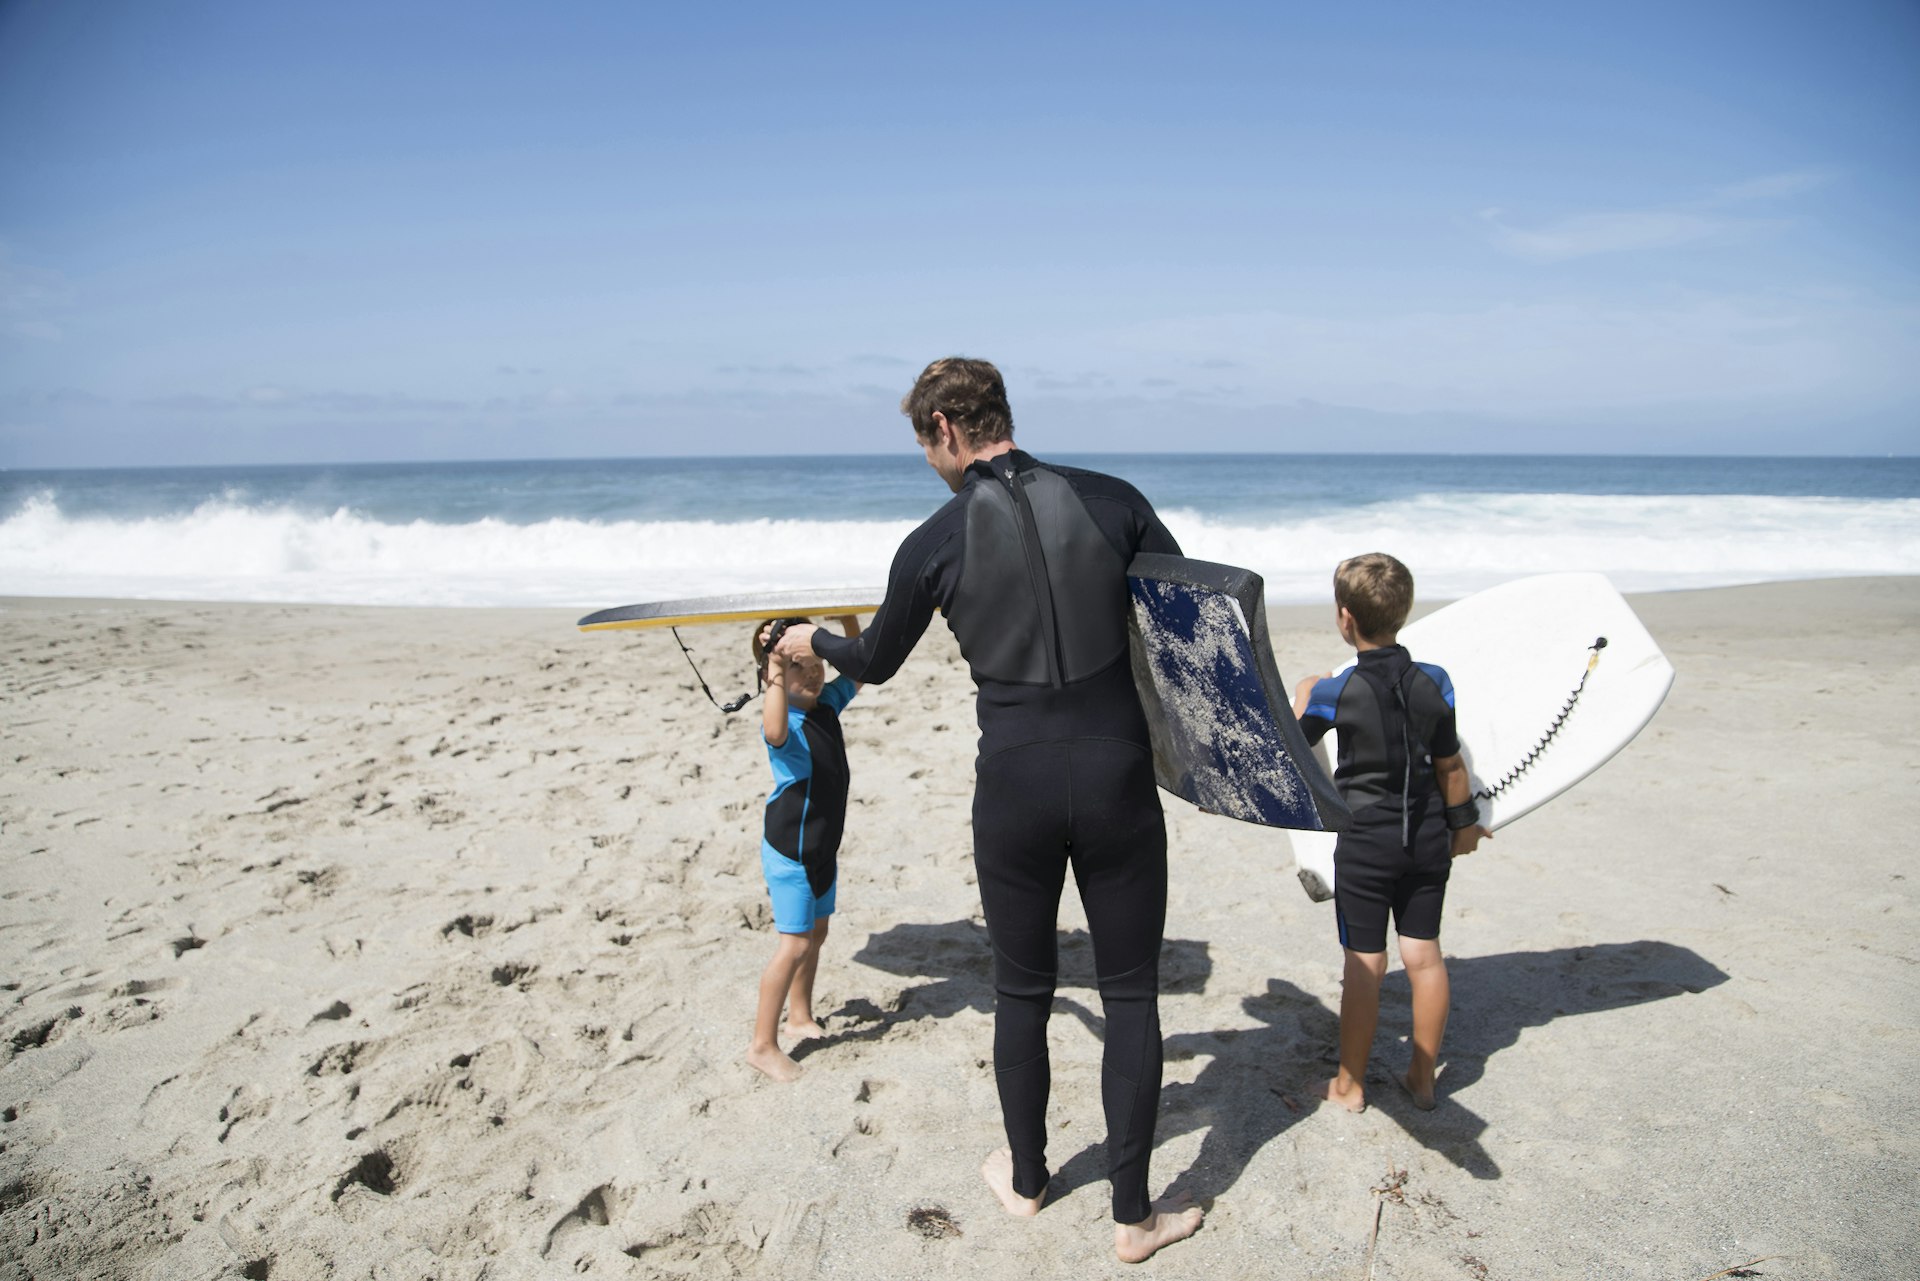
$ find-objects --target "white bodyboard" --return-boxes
[1289,573,1674,901]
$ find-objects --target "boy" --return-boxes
[746,614,861,1084]
[1290,554,1490,1112]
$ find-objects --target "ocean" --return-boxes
[2,453,1917,609]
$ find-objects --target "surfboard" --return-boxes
[1287,572,1675,902]
[576,589,885,632]
[1128,554,1351,833]
[579,564,1354,837]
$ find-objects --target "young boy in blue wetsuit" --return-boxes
[745,614,862,1083]
[1290,554,1491,1112]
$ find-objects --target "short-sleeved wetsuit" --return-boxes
[1299,646,1460,953]
[761,675,856,935]
[811,449,1179,1224]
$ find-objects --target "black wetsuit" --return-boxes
[1298,646,1461,952]
[812,448,1179,1224]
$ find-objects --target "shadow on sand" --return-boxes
[1147,939,1729,1196]
[803,919,1215,1058]
[822,922,1727,1201]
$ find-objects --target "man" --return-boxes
[772,357,1203,1263]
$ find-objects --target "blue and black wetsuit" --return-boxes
[1299,646,1461,952]
[761,676,856,935]
[812,448,1179,1224]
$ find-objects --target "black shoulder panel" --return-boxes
[949,463,1129,685]
[950,479,1048,683]
[1025,467,1128,681]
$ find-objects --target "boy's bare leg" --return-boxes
[1398,935,1449,1110]
[784,918,830,1040]
[1114,1193,1205,1263]
[980,1147,1046,1217]
[746,932,816,1082]
[1319,948,1389,1112]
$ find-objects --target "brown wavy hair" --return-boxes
[900,356,1014,449]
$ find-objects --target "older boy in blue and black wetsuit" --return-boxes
[1291,553,1491,1112]
[744,614,861,1084]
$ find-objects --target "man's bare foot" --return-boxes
[1115,1192,1204,1263]
[1317,1075,1367,1113]
[980,1148,1046,1217]
[745,1043,802,1083]
[785,1018,827,1041]
[1399,1072,1436,1111]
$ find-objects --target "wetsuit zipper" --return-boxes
[1393,678,1412,850]
[1000,464,1064,689]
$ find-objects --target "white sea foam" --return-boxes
[2,491,1916,608]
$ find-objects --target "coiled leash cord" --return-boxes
[670,617,804,715]
[1473,636,1607,801]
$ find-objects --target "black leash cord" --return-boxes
[1473,637,1607,801]
[670,626,757,715]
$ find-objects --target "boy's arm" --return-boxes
[1291,671,1330,723]
[760,635,790,747]
[1432,752,1491,857]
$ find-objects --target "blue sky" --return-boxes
[1,1,1915,465]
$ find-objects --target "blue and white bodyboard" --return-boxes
[1127,554,1350,833]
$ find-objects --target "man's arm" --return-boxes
[776,509,955,684]
[835,614,864,690]
[1432,752,1491,857]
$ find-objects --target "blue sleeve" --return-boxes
[1298,670,1348,746]
[764,716,811,783]
[818,675,856,714]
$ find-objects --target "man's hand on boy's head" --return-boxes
[771,623,819,661]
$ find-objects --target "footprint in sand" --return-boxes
[216,1084,272,1143]
[543,1182,625,1260]
[330,1146,402,1204]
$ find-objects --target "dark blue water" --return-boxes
[5,453,1916,525]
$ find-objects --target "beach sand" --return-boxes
[2,578,1916,1280]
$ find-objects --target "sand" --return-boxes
[2,578,1916,1280]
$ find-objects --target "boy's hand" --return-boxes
[1291,671,1330,722]
[1451,825,1492,858]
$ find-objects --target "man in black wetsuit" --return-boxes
[771,357,1203,1263]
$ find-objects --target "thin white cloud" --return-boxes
[139,389,471,414]
[1088,290,1920,415]
[1481,209,1730,262]
[1709,170,1832,204]
[1481,170,1831,262]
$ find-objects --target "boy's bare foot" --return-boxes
[784,1019,827,1041]
[1115,1193,1204,1263]
[745,1044,802,1083]
[1399,1072,1436,1111]
[1317,1075,1367,1113]
[980,1148,1046,1217]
